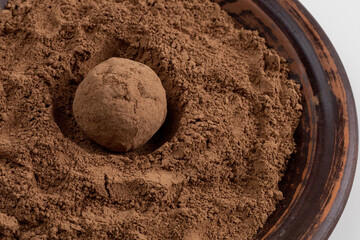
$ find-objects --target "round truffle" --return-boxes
[73,57,167,152]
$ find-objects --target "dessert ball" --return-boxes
[73,57,167,152]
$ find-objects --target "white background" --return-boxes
[299,1,360,239]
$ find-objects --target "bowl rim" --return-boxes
[217,0,358,238]
[249,0,358,239]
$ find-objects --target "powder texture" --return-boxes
[0,0,302,240]
[73,57,167,152]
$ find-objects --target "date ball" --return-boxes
[73,58,167,152]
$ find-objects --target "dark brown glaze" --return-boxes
[214,0,358,239]
[0,0,6,9]
[1,0,357,239]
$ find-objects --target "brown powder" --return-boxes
[0,0,302,239]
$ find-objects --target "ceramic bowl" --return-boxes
[1,0,358,239]
[213,0,358,239]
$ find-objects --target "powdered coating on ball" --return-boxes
[73,58,167,152]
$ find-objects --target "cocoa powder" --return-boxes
[0,0,302,239]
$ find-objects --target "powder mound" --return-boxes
[73,57,167,152]
[0,0,302,240]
